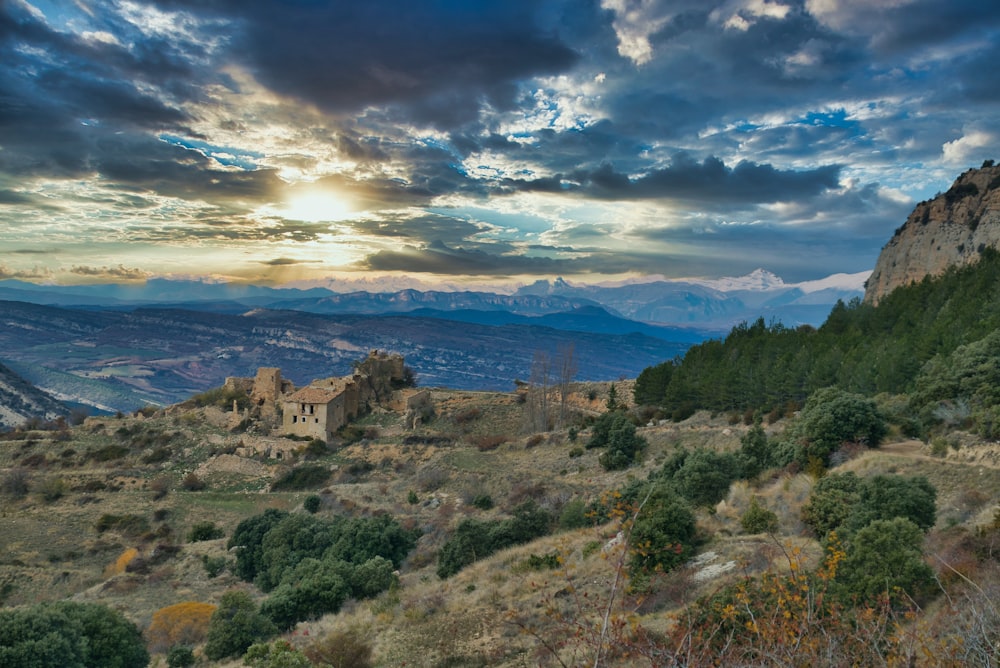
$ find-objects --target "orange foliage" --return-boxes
[105,547,139,577]
[146,601,217,653]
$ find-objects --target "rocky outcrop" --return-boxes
[865,162,1000,305]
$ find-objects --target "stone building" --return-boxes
[282,378,359,441]
[226,350,421,443]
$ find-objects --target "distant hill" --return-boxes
[0,360,67,429]
[0,268,866,329]
[0,300,701,413]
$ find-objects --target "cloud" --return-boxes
[70,264,151,280]
[157,0,578,127]
[504,155,841,206]
[0,264,53,280]
[941,130,997,166]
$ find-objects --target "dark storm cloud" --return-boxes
[349,213,484,246]
[503,155,840,206]
[70,264,149,280]
[94,136,283,205]
[362,240,577,276]
[155,0,578,126]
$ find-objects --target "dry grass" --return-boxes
[3,391,1000,665]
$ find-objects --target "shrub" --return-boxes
[628,485,697,575]
[1,468,29,498]
[181,472,205,491]
[593,412,646,470]
[95,514,150,536]
[471,493,494,510]
[407,490,419,505]
[304,629,374,668]
[670,448,740,507]
[303,438,328,458]
[0,601,148,668]
[37,475,67,502]
[525,434,545,449]
[802,472,937,539]
[202,555,227,578]
[188,521,224,542]
[149,476,170,500]
[303,494,322,513]
[244,640,312,668]
[558,498,590,530]
[835,518,936,606]
[801,472,863,538]
[204,590,277,661]
[146,601,217,653]
[437,500,552,578]
[741,496,779,534]
[142,447,172,464]
[90,444,130,462]
[453,407,482,425]
[789,387,887,467]
[166,645,195,668]
[270,464,331,491]
[473,435,507,451]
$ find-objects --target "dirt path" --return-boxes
[878,439,1000,470]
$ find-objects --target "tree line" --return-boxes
[634,247,1000,436]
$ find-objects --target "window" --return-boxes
[292,416,297,423]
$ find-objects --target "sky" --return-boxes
[1,0,998,289]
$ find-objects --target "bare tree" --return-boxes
[557,342,577,427]
[526,349,552,433]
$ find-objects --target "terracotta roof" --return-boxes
[285,386,342,404]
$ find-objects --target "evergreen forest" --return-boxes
[635,247,1000,438]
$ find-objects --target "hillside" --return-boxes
[0,381,998,666]
[865,161,1000,305]
[0,362,67,429]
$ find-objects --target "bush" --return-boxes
[1,468,29,498]
[270,464,331,491]
[628,485,697,575]
[166,645,195,668]
[789,387,887,467]
[802,472,936,539]
[146,601,217,653]
[244,640,312,668]
[95,514,150,536]
[437,501,552,578]
[188,521,224,542]
[470,493,494,510]
[90,444,130,462]
[669,448,740,508]
[835,518,936,606]
[740,497,779,534]
[181,472,205,491]
[304,629,373,668]
[303,494,322,513]
[558,498,591,530]
[204,590,277,661]
[202,555,227,578]
[0,601,149,668]
[589,411,646,470]
[36,475,67,502]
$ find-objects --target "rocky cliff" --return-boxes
[865,162,1000,304]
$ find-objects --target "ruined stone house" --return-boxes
[282,378,359,442]
[226,351,417,446]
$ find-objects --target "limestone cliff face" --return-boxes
[865,163,1000,305]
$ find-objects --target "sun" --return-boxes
[282,190,352,222]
